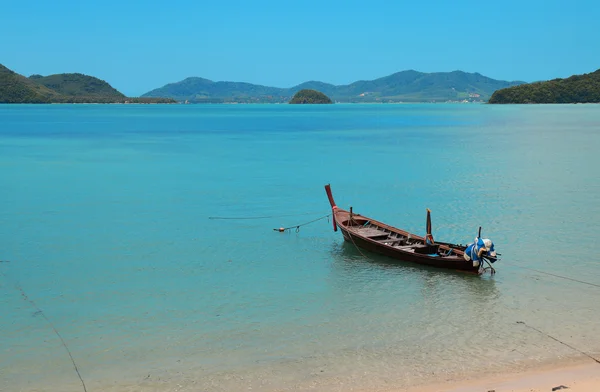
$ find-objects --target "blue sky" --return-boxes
[2,0,599,96]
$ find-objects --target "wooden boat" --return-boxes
[325,184,497,274]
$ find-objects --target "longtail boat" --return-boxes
[325,184,498,274]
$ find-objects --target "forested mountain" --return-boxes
[143,70,524,103]
[29,73,125,98]
[0,64,175,103]
[489,69,600,104]
[0,64,61,103]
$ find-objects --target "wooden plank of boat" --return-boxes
[324,184,496,274]
[352,227,391,238]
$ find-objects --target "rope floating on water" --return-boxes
[218,209,600,287]
[516,321,600,364]
[504,261,600,289]
[344,228,372,260]
[0,269,88,392]
[209,211,328,220]
[274,214,331,233]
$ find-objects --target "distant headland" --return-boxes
[289,89,332,104]
[1,64,526,104]
[11,63,600,105]
[142,70,524,104]
[488,68,600,104]
[0,64,175,104]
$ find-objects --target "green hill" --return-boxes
[289,89,332,104]
[142,70,524,103]
[489,69,600,104]
[142,77,284,103]
[29,73,125,98]
[0,64,175,104]
[0,64,61,103]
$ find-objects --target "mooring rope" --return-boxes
[0,269,88,392]
[209,211,328,220]
[503,261,600,289]
[273,214,331,233]
[344,226,372,260]
[265,212,600,286]
[516,321,600,364]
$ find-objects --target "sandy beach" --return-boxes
[403,360,600,392]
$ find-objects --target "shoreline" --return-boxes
[402,359,600,392]
[8,352,600,392]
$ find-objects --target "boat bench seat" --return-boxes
[352,227,389,237]
[368,234,391,240]
[354,228,391,239]
[394,244,424,250]
[379,238,402,243]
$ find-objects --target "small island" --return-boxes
[489,68,600,104]
[289,89,333,104]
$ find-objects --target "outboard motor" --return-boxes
[482,238,497,260]
[464,237,497,267]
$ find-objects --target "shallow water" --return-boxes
[1,103,599,391]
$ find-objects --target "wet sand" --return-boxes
[404,360,600,392]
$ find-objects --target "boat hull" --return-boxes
[325,184,481,273]
[338,224,479,273]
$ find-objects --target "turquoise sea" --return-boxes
[1,104,599,392]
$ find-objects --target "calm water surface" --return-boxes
[1,104,599,391]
